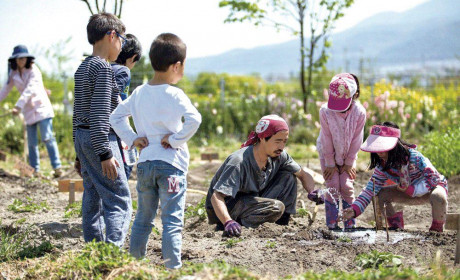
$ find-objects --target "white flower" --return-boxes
[216,126,223,134]
[212,108,217,115]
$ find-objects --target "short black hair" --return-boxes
[149,33,186,72]
[87,13,126,45]
[9,57,34,71]
[115,34,142,65]
[368,121,413,171]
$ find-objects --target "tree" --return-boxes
[219,0,354,112]
[80,0,125,18]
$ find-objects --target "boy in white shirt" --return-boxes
[110,33,201,269]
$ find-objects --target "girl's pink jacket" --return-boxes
[0,65,54,125]
[316,101,366,167]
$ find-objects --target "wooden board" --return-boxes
[446,213,459,231]
[57,179,84,192]
[201,153,219,162]
[14,160,35,177]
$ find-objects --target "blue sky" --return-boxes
[0,0,427,81]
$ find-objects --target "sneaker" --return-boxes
[53,168,63,178]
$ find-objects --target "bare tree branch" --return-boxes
[95,0,100,13]
[103,0,107,11]
[118,0,124,18]
[81,0,94,15]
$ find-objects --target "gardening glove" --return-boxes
[307,189,324,205]
[224,220,241,237]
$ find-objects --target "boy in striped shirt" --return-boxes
[73,13,146,247]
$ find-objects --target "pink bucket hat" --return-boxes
[361,125,401,153]
[327,73,358,112]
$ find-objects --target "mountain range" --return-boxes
[187,0,460,77]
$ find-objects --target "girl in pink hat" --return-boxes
[342,121,448,232]
[316,73,366,229]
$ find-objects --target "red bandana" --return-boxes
[241,115,289,148]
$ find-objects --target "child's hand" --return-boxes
[11,107,20,116]
[342,164,356,179]
[101,157,120,181]
[341,208,356,221]
[133,137,149,150]
[161,134,172,149]
[323,166,338,180]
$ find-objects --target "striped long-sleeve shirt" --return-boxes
[352,148,448,217]
[73,56,119,161]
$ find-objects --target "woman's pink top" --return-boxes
[316,101,366,167]
[0,65,54,125]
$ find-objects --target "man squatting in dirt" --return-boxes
[205,115,324,236]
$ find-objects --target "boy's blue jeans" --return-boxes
[130,160,186,269]
[74,128,132,247]
[26,118,61,171]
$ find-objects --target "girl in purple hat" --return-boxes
[0,45,62,177]
[342,121,448,232]
[316,73,366,229]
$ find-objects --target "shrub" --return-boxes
[355,250,403,269]
[419,126,460,178]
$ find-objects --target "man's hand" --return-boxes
[74,160,82,177]
[133,137,149,150]
[101,157,120,181]
[307,189,325,205]
[224,220,241,237]
[341,208,356,221]
[323,166,338,180]
[12,107,20,116]
[161,134,172,149]
[341,164,356,179]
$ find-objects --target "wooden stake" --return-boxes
[383,202,390,242]
[371,178,383,230]
[69,181,75,205]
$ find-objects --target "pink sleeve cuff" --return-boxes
[351,204,362,218]
[344,157,356,166]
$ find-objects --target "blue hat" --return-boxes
[8,45,34,61]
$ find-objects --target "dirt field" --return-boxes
[0,159,458,278]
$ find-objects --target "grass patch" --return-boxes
[64,201,82,219]
[355,250,403,269]
[7,197,49,213]
[337,236,352,243]
[222,237,243,248]
[184,197,207,221]
[265,240,277,249]
[0,226,53,262]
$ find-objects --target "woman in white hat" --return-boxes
[342,121,448,232]
[0,45,62,177]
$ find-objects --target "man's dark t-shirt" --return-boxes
[205,145,301,210]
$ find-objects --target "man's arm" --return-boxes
[294,168,315,194]
[210,191,232,225]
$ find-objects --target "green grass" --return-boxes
[337,236,352,243]
[0,226,53,262]
[63,201,82,219]
[265,240,277,249]
[222,237,243,248]
[184,197,207,221]
[7,197,50,213]
[355,250,403,270]
[7,242,459,280]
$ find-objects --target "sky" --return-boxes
[0,0,428,81]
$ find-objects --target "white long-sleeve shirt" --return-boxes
[109,83,201,173]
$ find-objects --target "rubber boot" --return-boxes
[275,212,290,225]
[342,200,356,229]
[429,219,444,232]
[387,211,404,230]
[325,200,339,229]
